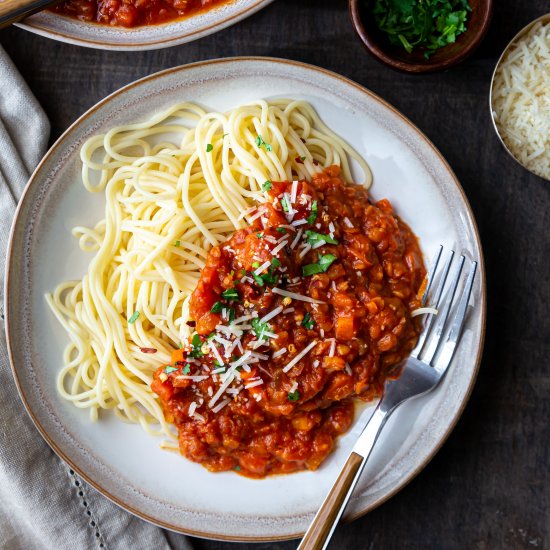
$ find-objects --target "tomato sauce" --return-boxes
[152,166,426,478]
[51,0,230,28]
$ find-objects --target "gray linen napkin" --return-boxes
[0,46,194,550]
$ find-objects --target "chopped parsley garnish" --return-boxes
[256,232,264,239]
[281,197,290,213]
[164,365,178,374]
[182,364,191,375]
[302,254,337,276]
[305,230,338,246]
[263,267,279,287]
[255,135,272,152]
[288,390,301,402]
[174,240,181,247]
[240,268,247,276]
[250,261,280,288]
[276,227,287,234]
[234,465,241,471]
[300,156,306,161]
[262,180,272,192]
[371,0,471,59]
[227,307,236,323]
[190,333,205,358]
[211,301,223,313]
[307,200,318,225]
[252,273,265,287]
[206,143,213,152]
[128,311,140,324]
[251,318,270,341]
[221,288,240,301]
[302,312,314,330]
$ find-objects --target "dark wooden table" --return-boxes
[2,1,549,549]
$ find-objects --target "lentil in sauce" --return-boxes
[152,166,426,478]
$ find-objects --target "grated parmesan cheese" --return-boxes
[282,340,318,373]
[492,20,550,178]
[272,287,325,304]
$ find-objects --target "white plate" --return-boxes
[15,0,273,51]
[5,57,486,542]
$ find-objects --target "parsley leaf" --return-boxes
[276,227,287,234]
[262,180,272,192]
[182,364,191,375]
[302,312,314,330]
[211,301,223,313]
[307,200,318,225]
[255,135,273,152]
[221,288,240,301]
[305,230,338,246]
[252,273,265,287]
[302,254,337,276]
[128,311,140,324]
[251,318,270,341]
[190,333,204,358]
[206,143,213,152]
[280,197,290,213]
[164,365,178,374]
[287,390,301,402]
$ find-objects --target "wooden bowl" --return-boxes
[349,0,493,74]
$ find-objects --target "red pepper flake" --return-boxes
[313,159,319,166]
[186,320,196,327]
[295,156,304,164]
[300,138,306,144]
[140,347,157,354]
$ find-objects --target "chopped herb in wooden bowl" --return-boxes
[370,0,472,58]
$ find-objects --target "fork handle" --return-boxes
[0,0,59,28]
[297,451,365,550]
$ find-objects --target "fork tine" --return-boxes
[433,260,478,374]
[422,255,465,365]
[411,248,454,357]
[421,245,443,305]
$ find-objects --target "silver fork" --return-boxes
[298,246,478,550]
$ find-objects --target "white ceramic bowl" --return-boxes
[15,0,274,50]
[5,57,486,541]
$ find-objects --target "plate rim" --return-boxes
[14,0,275,51]
[4,56,486,542]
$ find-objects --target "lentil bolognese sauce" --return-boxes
[51,0,230,28]
[151,166,426,478]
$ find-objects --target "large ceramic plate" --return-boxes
[15,0,273,51]
[5,57,485,541]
